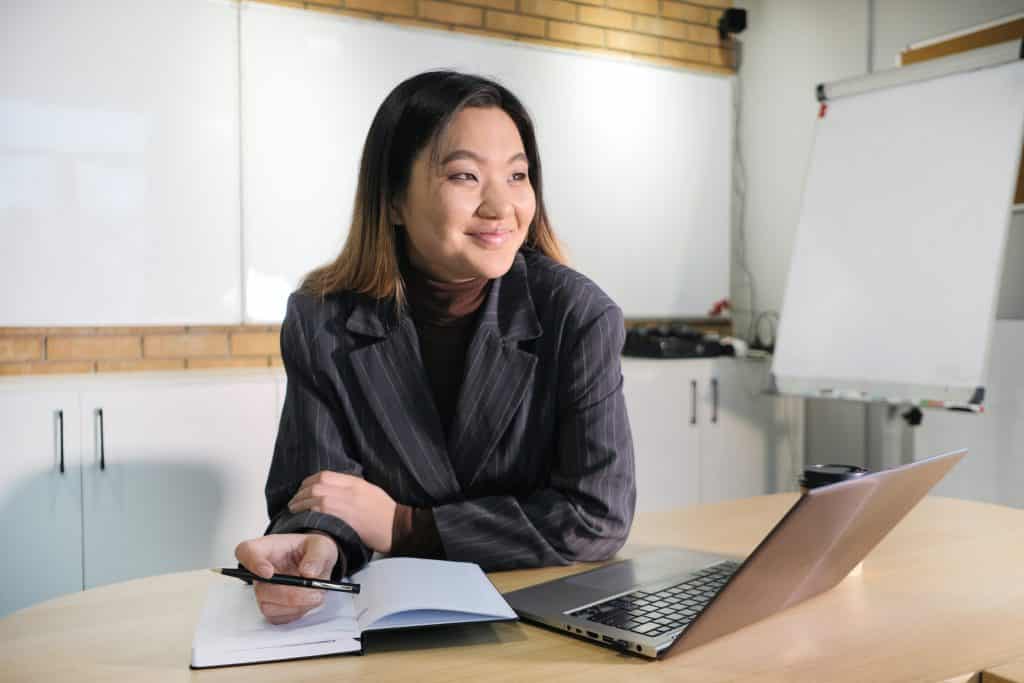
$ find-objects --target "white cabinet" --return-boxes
[701,360,804,503]
[623,357,804,513]
[0,389,83,616]
[80,377,278,589]
[622,359,706,512]
[0,372,280,616]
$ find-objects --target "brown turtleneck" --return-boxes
[390,260,491,560]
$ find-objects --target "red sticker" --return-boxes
[818,103,828,119]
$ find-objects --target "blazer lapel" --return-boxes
[447,252,542,489]
[342,296,461,502]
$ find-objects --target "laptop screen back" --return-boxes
[664,449,966,657]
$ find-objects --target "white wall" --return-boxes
[733,0,1024,470]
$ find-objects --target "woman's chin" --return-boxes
[467,249,519,280]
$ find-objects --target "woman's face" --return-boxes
[395,106,536,282]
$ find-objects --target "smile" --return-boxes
[468,230,514,248]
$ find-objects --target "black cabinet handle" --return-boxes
[690,380,697,425]
[57,409,65,474]
[711,378,719,425]
[96,408,106,471]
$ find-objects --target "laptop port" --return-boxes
[586,631,599,639]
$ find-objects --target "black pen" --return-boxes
[212,567,360,594]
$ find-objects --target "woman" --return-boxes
[236,70,635,625]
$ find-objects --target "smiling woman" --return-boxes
[234,71,636,626]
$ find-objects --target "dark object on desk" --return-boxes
[212,567,361,594]
[799,464,869,492]
[623,324,729,359]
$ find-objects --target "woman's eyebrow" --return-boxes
[440,149,529,165]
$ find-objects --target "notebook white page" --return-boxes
[190,581,360,668]
[191,558,516,668]
[352,558,517,630]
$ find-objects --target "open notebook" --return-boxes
[191,557,517,668]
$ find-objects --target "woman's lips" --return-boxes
[468,230,512,247]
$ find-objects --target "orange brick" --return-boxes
[661,1,706,23]
[0,327,85,336]
[0,361,95,376]
[606,29,658,54]
[485,10,546,36]
[607,0,658,15]
[47,336,141,361]
[309,5,378,19]
[346,0,416,16]
[633,14,688,39]
[452,25,503,37]
[385,15,449,30]
[660,37,709,62]
[144,334,229,358]
[0,337,43,362]
[571,0,604,6]
[702,0,731,7]
[547,20,604,46]
[230,332,281,356]
[270,356,285,368]
[578,6,631,30]
[461,0,516,11]
[94,326,185,335]
[419,0,483,26]
[519,0,575,22]
[708,8,724,25]
[710,44,735,67]
[97,359,187,373]
[688,23,719,44]
[188,357,271,370]
[257,0,308,8]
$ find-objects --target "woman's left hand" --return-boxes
[288,471,397,553]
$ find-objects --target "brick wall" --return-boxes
[2,0,734,377]
[272,0,736,73]
[0,326,283,376]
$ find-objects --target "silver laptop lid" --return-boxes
[664,448,966,657]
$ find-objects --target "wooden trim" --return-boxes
[900,18,1024,204]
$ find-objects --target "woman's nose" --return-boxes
[477,183,514,220]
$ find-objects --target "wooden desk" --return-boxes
[4,494,1024,682]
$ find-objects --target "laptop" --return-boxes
[504,449,966,659]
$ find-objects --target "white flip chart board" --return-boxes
[240,2,732,322]
[772,57,1024,407]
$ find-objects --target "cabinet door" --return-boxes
[622,359,706,512]
[81,378,278,589]
[0,389,82,616]
[700,360,804,503]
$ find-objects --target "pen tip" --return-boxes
[209,568,222,575]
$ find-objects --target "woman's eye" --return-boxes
[511,172,528,182]
[450,172,477,182]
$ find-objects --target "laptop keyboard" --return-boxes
[568,560,741,639]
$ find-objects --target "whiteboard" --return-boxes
[0,0,242,326]
[772,60,1024,406]
[240,2,732,322]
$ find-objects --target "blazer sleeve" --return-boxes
[263,293,374,580]
[432,304,636,571]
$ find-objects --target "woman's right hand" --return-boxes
[234,532,340,625]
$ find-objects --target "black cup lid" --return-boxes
[800,464,869,488]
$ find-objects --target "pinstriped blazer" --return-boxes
[265,247,636,576]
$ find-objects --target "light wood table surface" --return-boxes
[4,494,1024,683]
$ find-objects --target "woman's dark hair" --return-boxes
[302,70,566,304]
